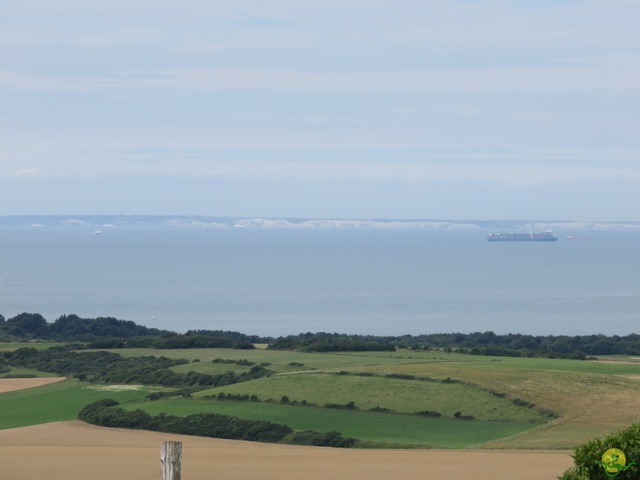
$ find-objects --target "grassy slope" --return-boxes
[4,345,640,449]
[101,347,441,371]
[0,379,156,430]
[194,373,547,422]
[122,398,536,448]
[366,355,640,448]
[102,348,640,448]
[104,347,640,376]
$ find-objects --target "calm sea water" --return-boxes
[1,226,638,337]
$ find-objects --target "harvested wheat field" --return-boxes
[0,377,65,394]
[0,421,573,480]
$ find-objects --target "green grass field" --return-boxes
[0,379,157,430]
[3,344,640,449]
[121,397,538,448]
[100,347,454,372]
[101,347,640,376]
[194,372,548,422]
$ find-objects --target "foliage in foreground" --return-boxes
[559,423,640,480]
[78,399,356,447]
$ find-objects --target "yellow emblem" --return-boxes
[597,448,636,477]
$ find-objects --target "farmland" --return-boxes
[0,378,157,430]
[3,343,639,449]
[0,421,575,480]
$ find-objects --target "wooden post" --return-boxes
[160,441,182,480]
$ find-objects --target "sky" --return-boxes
[1,0,639,220]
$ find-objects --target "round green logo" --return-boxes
[597,448,636,477]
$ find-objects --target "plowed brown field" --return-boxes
[0,377,65,393]
[0,421,574,480]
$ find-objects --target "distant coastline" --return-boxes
[1,215,639,231]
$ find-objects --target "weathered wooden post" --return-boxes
[160,441,182,480]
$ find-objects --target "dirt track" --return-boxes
[0,421,574,480]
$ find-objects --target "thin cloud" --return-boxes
[5,168,45,178]
[1,0,639,218]
[1,54,639,94]
[72,27,161,48]
[175,160,640,185]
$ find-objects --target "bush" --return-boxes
[384,373,416,380]
[453,411,475,420]
[512,398,534,408]
[415,410,442,417]
[3,347,272,389]
[287,430,356,448]
[324,401,357,410]
[369,406,394,413]
[559,423,640,480]
[79,400,293,443]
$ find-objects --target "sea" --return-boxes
[1,225,639,337]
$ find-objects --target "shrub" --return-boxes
[415,410,442,417]
[236,359,255,366]
[287,430,356,448]
[385,373,416,380]
[559,423,640,480]
[370,406,394,413]
[324,401,357,410]
[79,400,293,443]
[453,411,475,420]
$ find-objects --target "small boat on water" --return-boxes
[566,235,592,240]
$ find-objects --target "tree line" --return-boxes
[0,313,263,349]
[2,312,640,356]
[268,331,640,357]
[78,399,356,447]
[1,346,271,388]
[402,331,640,357]
[0,313,167,341]
[268,334,395,352]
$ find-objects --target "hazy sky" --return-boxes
[1,0,639,220]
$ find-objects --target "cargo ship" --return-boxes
[487,232,558,242]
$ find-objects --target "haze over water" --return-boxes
[1,225,638,337]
